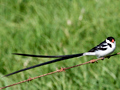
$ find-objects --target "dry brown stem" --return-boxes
[0,52,119,90]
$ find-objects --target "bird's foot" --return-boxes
[101,57,105,60]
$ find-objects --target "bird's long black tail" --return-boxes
[4,53,83,77]
[13,53,82,58]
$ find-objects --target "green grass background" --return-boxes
[0,0,120,90]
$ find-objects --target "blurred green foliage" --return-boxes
[0,0,120,90]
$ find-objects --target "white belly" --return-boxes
[95,46,115,58]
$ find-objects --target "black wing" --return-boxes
[88,40,107,52]
[4,53,83,77]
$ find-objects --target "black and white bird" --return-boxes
[4,36,116,77]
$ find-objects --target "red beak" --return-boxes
[112,39,114,43]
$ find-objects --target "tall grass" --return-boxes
[0,0,120,90]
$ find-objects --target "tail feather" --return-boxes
[13,53,83,58]
[4,53,83,77]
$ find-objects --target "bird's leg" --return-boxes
[106,56,110,59]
